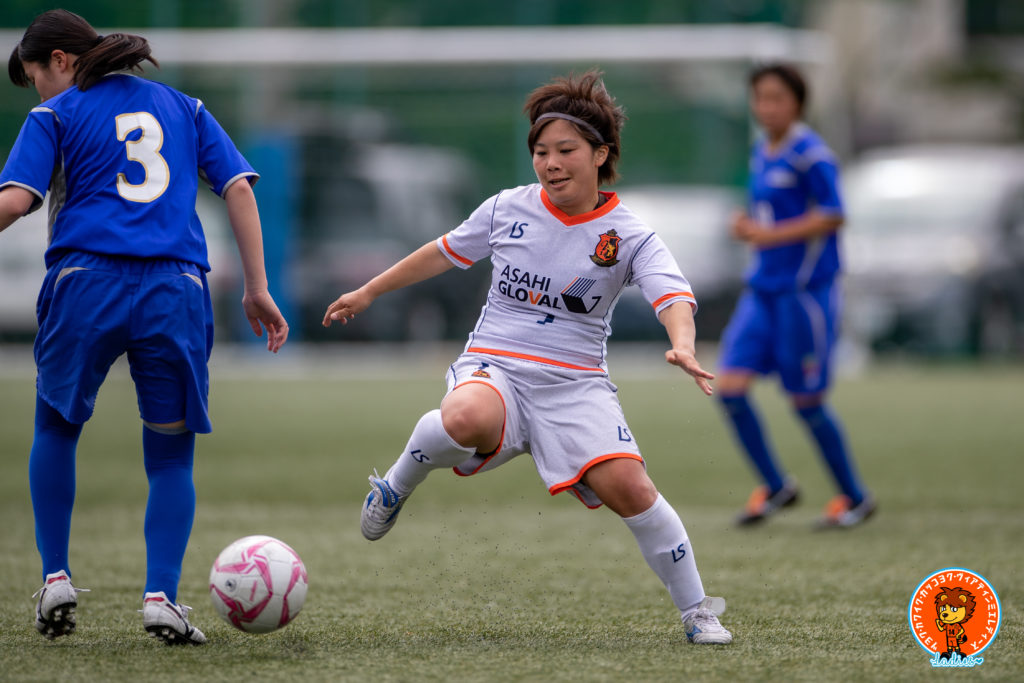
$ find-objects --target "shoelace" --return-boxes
[368,471,399,509]
[33,584,91,600]
[688,608,721,630]
[137,600,194,620]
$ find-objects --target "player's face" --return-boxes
[22,52,76,102]
[751,74,801,139]
[532,118,609,216]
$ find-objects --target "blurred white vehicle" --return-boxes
[290,139,485,342]
[611,185,745,340]
[0,204,47,340]
[842,145,1024,355]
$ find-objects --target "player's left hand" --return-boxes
[665,349,715,396]
[242,289,289,353]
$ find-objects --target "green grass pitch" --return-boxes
[0,346,1021,681]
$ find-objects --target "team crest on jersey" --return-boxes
[590,229,621,267]
[471,362,491,378]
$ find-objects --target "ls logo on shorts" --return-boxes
[908,567,1001,668]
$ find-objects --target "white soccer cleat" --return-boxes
[34,570,89,640]
[360,473,408,541]
[142,591,207,645]
[683,596,733,644]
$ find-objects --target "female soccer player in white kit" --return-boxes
[324,71,731,644]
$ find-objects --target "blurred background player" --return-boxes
[324,70,732,645]
[0,10,288,644]
[716,62,874,528]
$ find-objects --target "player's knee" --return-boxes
[716,371,753,397]
[440,403,489,448]
[621,477,659,516]
[586,460,658,517]
[35,397,83,438]
[441,388,503,449]
[790,393,823,410]
[144,419,188,435]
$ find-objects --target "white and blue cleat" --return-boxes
[683,596,733,644]
[360,473,408,541]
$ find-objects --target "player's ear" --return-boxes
[50,49,68,70]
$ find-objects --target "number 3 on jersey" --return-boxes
[115,112,169,203]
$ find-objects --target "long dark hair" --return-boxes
[524,69,626,185]
[8,9,158,92]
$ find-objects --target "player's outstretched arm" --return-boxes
[322,241,454,328]
[0,186,34,233]
[731,208,843,248]
[224,179,288,352]
[658,300,715,396]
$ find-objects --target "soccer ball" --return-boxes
[209,535,308,633]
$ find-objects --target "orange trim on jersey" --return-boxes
[548,452,644,497]
[440,233,473,267]
[540,189,620,226]
[466,346,604,372]
[448,380,507,477]
[651,291,697,310]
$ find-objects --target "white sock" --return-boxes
[621,493,706,618]
[384,409,475,497]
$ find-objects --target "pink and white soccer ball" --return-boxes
[209,535,308,633]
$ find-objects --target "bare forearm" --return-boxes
[658,301,698,354]
[659,300,714,395]
[224,180,269,292]
[763,211,843,246]
[363,241,455,298]
[0,186,35,233]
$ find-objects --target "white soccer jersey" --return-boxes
[437,183,696,372]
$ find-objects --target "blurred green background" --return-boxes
[4,0,1024,351]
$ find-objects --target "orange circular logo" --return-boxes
[908,568,1001,666]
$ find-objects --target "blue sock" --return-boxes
[720,395,785,493]
[143,427,196,603]
[29,396,83,579]
[796,403,865,505]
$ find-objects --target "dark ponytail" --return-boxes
[8,9,158,91]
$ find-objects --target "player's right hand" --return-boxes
[322,288,373,328]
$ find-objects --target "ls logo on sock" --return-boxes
[671,543,687,563]
[410,449,430,463]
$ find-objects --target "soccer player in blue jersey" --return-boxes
[0,10,288,644]
[717,63,874,528]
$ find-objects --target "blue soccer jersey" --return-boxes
[0,74,256,270]
[745,122,843,292]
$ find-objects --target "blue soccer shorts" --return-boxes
[718,280,840,395]
[34,251,215,433]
